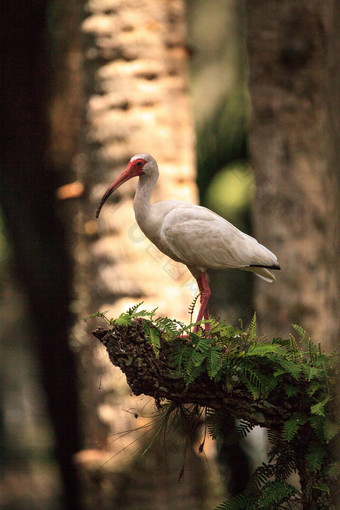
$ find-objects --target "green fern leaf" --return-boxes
[309,415,325,441]
[306,442,326,472]
[276,358,302,380]
[115,313,132,326]
[240,367,276,399]
[284,385,299,397]
[184,363,205,385]
[127,302,144,315]
[256,480,298,507]
[247,312,257,341]
[143,321,160,357]
[214,494,247,510]
[323,418,340,443]
[155,316,185,338]
[246,343,286,357]
[241,368,264,399]
[207,346,223,379]
[171,344,192,373]
[327,461,340,479]
[307,381,322,396]
[217,323,243,339]
[310,395,331,416]
[83,310,110,323]
[251,462,276,488]
[312,483,330,494]
[292,324,309,341]
[206,409,225,441]
[282,414,308,442]
[303,365,323,382]
[236,420,254,440]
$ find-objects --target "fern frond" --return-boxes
[303,365,323,382]
[143,321,160,357]
[206,346,223,379]
[114,313,133,326]
[127,301,144,315]
[236,419,254,440]
[309,415,325,441]
[206,409,225,441]
[171,344,193,374]
[246,343,286,357]
[306,442,327,472]
[251,462,276,488]
[247,312,257,341]
[310,395,331,417]
[214,493,247,510]
[323,418,340,443]
[241,368,263,399]
[83,310,110,323]
[155,316,185,338]
[292,323,310,342]
[312,483,330,494]
[240,367,275,399]
[282,414,308,442]
[256,480,298,507]
[188,293,200,319]
[284,385,299,397]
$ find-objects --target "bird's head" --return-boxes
[95,153,157,218]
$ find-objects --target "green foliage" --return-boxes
[90,305,339,509]
[282,414,308,442]
[83,310,111,324]
[214,479,298,510]
[236,419,254,440]
[306,441,327,473]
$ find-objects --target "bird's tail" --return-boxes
[243,266,277,283]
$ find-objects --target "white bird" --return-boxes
[96,154,280,333]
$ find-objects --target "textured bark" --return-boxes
[81,0,197,316]
[246,0,340,349]
[93,323,305,428]
[77,0,197,428]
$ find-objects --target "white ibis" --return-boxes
[96,154,280,333]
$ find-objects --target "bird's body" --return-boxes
[136,198,277,282]
[96,154,280,332]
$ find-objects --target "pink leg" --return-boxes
[193,272,211,333]
[197,274,210,322]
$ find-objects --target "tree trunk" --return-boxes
[74,1,222,508]
[246,0,340,349]
[0,2,82,509]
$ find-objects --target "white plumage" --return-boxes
[96,154,280,332]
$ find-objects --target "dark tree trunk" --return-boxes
[73,2,227,508]
[0,3,82,509]
[246,0,340,350]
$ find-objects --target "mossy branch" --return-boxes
[93,321,298,428]
[90,306,339,510]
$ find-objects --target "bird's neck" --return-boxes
[133,171,158,222]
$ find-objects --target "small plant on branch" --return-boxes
[90,304,339,510]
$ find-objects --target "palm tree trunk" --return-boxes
[74,1,222,508]
[246,0,340,349]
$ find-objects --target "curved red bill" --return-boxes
[96,164,142,218]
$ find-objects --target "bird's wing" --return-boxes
[159,203,279,271]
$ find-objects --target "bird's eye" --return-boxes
[136,161,143,167]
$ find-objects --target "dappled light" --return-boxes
[1,1,339,509]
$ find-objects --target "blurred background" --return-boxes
[0,0,339,509]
